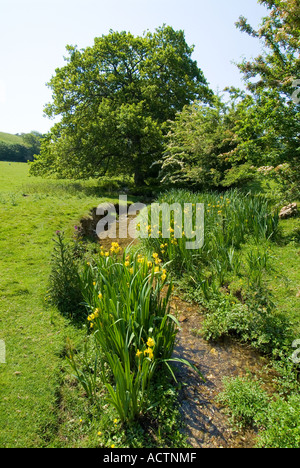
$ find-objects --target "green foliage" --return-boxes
[30,26,212,184]
[218,376,270,429]
[219,376,300,448]
[160,98,235,189]
[235,0,300,199]
[201,293,292,355]
[257,394,300,449]
[160,2,300,193]
[0,131,43,162]
[68,244,201,422]
[46,231,86,322]
[141,188,296,356]
[142,189,279,276]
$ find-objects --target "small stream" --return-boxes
[171,296,271,448]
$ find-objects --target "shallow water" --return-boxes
[171,296,271,448]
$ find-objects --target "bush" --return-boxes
[219,377,300,448]
[47,231,86,322]
[256,394,300,448]
[218,376,270,429]
[201,293,292,355]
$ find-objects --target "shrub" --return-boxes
[218,376,270,429]
[218,377,300,448]
[201,293,292,355]
[47,231,86,322]
[256,394,300,448]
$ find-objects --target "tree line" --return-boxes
[30,1,300,199]
[0,132,43,163]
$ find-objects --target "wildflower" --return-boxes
[152,253,159,259]
[161,274,167,282]
[147,337,155,348]
[136,349,143,358]
[111,444,115,448]
[105,252,109,257]
[90,323,94,329]
[154,266,160,273]
[98,293,103,300]
[93,282,96,286]
[98,432,102,436]
[114,419,118,424]
[144,348,154,360]
[124,261,130,267]
[129,267,134,274]
[147,261,153,268]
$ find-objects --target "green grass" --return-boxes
[0,132,24,145]
[0,162,126,447]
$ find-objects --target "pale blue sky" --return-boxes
[0,0,267,134]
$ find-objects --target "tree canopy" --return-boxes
[30,25,212,184]
[160,0,300,196]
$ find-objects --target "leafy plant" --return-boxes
[217,376,270,429]
[46,231,86,322]
[69,244,202,422]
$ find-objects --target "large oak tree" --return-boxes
[31,26,212,184]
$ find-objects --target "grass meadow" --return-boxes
[0,162,127,447]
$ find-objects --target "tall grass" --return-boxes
[141,189,279,292]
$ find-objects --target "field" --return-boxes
[0,161,299,448]
[0,162,128,447]
[0,132,24,145]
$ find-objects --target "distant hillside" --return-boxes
[0,132,25,145]
[0,131,42,163]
